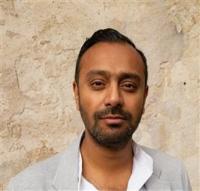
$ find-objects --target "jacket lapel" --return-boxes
[52,135,82,190]
[143,167,171,191]
[144,175,172,190]
[51,134,172,191]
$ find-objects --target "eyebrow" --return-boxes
[118,72,141,82]
[86,70,110,79]
[86,70,141,82]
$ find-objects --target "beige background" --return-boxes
[0,0,199,190]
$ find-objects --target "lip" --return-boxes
[100,115,125,125]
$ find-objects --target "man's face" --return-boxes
[73,42,148,149]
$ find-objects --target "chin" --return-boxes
[88,125,134,150]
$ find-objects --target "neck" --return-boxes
[80,131,134,173]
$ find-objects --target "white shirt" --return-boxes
[78,143,153,191]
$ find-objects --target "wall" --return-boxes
[0,0,199,190]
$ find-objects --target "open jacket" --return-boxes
[7,135,192,191]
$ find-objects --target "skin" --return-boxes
[73,42,148,191]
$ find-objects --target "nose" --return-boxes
[104,83,124,107]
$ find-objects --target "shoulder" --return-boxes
[141,146,192,190]
[7,137,80,191]
[141,146,182,171]
[7,152,63,190]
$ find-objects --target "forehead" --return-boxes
[79,42,145,79]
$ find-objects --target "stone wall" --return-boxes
[0,0,199,190]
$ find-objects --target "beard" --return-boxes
[79,104,143,150]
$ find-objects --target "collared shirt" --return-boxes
[78,142,153,191]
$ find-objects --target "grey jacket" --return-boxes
[7,136,192,191]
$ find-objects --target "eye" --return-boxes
[90,80,105,90]
[121,81,137,92]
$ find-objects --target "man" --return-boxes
[7,28,191,191]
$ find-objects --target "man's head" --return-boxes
[73,28,148,149]
[75,28,148,86]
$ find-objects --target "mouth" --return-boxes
[100,115,125,126]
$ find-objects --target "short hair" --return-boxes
[75,28,148,86]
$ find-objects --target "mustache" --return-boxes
[94,105,132,120]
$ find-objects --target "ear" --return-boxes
[142,85,149,114]
[144,85,149,100]
[73,81,80,110]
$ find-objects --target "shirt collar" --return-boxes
[78,141,153,191]
[127,142,153,190]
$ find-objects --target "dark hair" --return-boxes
[75,28,148,86]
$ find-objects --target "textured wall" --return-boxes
[0,0,199,190]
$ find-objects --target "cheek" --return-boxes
[79,87,105,109]
[125,95,145,111]
[79,94,96,118]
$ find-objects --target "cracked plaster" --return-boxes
[0,0,199,190]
